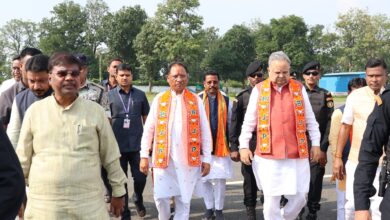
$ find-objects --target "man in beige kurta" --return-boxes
[16,52,127,220]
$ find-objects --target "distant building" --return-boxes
[319,72,366,95]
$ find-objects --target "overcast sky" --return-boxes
[1,0,389,34]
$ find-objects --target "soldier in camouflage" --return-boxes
[75,54,111,118]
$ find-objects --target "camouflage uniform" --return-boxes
[79,81,111,117]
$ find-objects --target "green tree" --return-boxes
[307,25,340,73]
[134,19,166,92]
[202,25,256,84]
[335,8,390,71]
[0,19,38,57]
[253,15,312,72]
[154,0,205,78]
[39,1,87,54]
[103,5,147,66]
[84,0,109,56]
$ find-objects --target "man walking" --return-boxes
[16,52,127,219]
[198,70,233,220]
[108,63,149,219]
[239,51,321,220]
[301,61,334,220]
[333,58,387,220]
[140,62,212,220]
[7,54,52,149]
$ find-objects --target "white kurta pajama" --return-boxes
[140,90,212,220]
[239,84,321,220]
[194,92,233,211]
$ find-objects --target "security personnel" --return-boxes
[75,54,110,117]
[354,87,390,219]
[354,61,389,220]
[301,61,334,220]
[230,60,264,220]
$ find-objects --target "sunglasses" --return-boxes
[55,70,80,78]
[249,73,263,78]
[303,71,319,76]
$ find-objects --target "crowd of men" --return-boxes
[0,47,389,220]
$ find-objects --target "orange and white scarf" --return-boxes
[154,89,201,168]
[257,79,309,158]
[202,91,229,157]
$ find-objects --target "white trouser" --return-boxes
[155,196,190,220]
[345,161,382,220]
[263,193,306,220]
[202,179,226,210]
[336,180,346,220]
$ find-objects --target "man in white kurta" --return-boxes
[196,71,233,220]
[16,52,127,220]
[140,62,212,220]
[239,51,321,220]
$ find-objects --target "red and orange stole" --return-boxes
[202,91,229,157]
[154,89,201,168]
[257,79,309,158]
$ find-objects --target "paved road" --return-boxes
[114,152,337,220]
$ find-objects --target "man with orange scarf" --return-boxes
[197,70,233,220]
[140,62,212,220]
[239,51,321,220]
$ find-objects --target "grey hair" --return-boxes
[268,51,291,66]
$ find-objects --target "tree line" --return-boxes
[0,0,389,90]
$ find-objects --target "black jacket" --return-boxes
[0,120,25,219]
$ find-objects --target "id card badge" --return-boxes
[123,118,130,129]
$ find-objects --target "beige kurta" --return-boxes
[16,95,127,220]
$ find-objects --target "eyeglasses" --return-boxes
[54,70,80,78]
[303,71,319,76]
[249,73,263,78]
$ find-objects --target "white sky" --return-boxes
[0,0,389,34]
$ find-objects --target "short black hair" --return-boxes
[116,64,133,73]
[203,70,220,81]
[347,77,367,92]
[365,58,387,70]
[167,61,188,75]
[12,55,21,61]
[48,52,81,72]
[20,47,42,60]
[108,58,123,66]
[25,54,49,73]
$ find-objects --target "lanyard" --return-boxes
[117,89,132,117]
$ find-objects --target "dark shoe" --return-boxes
[202,209,214,220]
[135,203,146,217]
[246,206,256,220]
[215,210,224,220]
[306,212,317,220]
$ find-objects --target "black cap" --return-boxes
[302,61,320,73]
[246,60,262,76]
[74,53,88,66]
